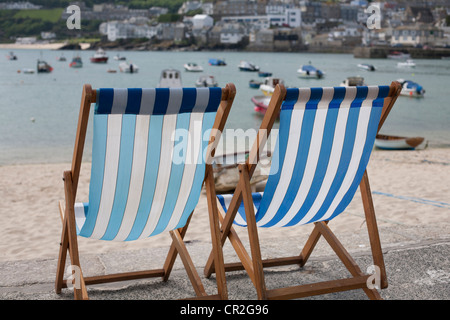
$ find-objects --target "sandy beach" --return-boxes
[0,147,449,263]
[0,42,91,50]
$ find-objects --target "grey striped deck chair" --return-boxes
[56,83,236,300]
[204,82,402,300]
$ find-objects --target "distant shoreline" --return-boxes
[0,42,91,50]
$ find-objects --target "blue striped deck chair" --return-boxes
[204,82,402,300]
[55,83,236,300]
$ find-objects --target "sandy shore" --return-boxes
[0,42,91,50]
[0,147,449,263]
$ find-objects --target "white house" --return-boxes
[192,14,214,29]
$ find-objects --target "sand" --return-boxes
[0,147,449,263]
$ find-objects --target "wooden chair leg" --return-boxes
[298,221,329,267]
[315,221,382,300]
[162,214,192,282]
[63,171,88,300]
[169,229,207,298]
[205,165,228,299]
[360,170,388,289]
[239,164,267,300]
[55,218,69,294]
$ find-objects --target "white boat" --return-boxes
[357,63,376,71]
[259,77,285,96]
[375,134,425,150]
[159,69,182,88]
[238,60,260,72]
[119,61,138,73]
[397,79,425,98]
[297,64,325,79]
[340,76,366,87]
[113,54,126,61]
[388,51,411,59]
[90,48,108,63]
[21,68,35,74]
[397,59,416,68]
[183,62,203,72]
[195,75,218,87]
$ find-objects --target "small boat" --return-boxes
[238,60,260,72]
[251,95,273,116]
[208,58,226,66]
[6,52,17,60]
[258,71,272,77]
[212,150,270,193]
[397,59,416,68]
[21,68,35,74]
[340,76,366,87]
[357,63,376,71]
[375,134,425,150]
[159,69,182,88]
[113,54,126,61]
[397,79,425,98]
[183,62,203,72]
[249,79,262,89]
[259,77,285,96]
[57,54,66,62]
[388,51,411,59]
[107,69,117,73]
[90,48,108,63]
[119,61,138,73]
[37,59,53,73]
[297,64,325,79]
[69,55,83,68]
[195,75,218,87]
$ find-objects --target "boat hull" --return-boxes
[90,57,108,63]
[375,135,425,150]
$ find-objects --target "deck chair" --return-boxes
[204,81,402,300]
[55,83,236,300]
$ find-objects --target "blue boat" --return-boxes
[208,58,226,66]
[258,71,272,77]
[249,80,262,89]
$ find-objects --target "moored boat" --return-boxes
[183,62,203,72]
[113,54,126,61]
[249,79,262,89]
[297,64,325,79]
[195,75,218,87]
[340,76,366,87]
[388,51,411,59]
[251,95,273,116]
[397,79,425,98]
[259,77,284,96]
[375,134,425,150]
[397,59,416,68]
[57,54,66,62]
[6,51,17,60]
[90,48,108,63]
[238,60,259,72]
[357,63,376,71]
[208,58,226,66]
[158,69,182,88]
[258,71,272,77]
[37,59,53,73]
[69,55,83,68]
[119,61,138,73]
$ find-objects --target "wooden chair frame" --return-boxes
[55,83,236,300]
[203,82,402,300]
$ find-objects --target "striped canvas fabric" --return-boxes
[217,86,390,228]
[75,87,223,241]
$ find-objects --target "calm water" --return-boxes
[1,48,449,165]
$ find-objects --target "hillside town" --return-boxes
[3,0,450,55]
